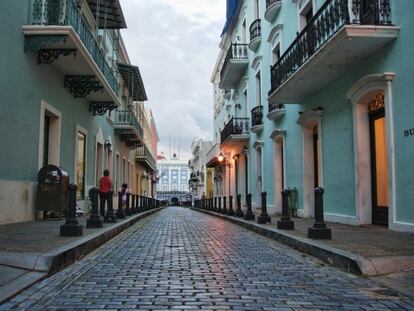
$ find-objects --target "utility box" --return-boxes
[37,165,69,216]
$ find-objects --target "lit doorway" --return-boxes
[369,93,389,225]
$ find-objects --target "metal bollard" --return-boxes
[235,194,244,217]
[258,192,271,224]
[60,184,83,236]
[104,190,117,223]
[218,197,222,213]
[214,197,217,212]
[125,192,132,216]
[244,193,255,220]
[87,187,103,228]
[228,195,235,216]
[222,196,227,214]
[308,187,331,239]
[116,191,126,219]
[277,189,294,230]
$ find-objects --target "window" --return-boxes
[171,170,178,180]
[299,1,313,31]
[272,43,281,66]
[255,71,261,106]
[76,132,86,200]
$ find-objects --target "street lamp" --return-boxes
[218,152,224,162]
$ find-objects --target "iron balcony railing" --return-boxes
[221,117,250,144]
[266,0,282,9]
[269,0,392,96]
[220,43,248,83]
[268,102,285,113]
[136,145,156,170]
[30,0,119,94]
[114,110,143,138]
[249,19,261,41]
[251,106,263,127]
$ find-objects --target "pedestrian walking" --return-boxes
[99,169,113,217]
[120,183,130,209]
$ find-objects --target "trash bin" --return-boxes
[37,165,69,217]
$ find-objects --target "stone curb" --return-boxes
[0,207,164,304]
[192,207,371,275]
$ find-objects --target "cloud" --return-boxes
[121,0,224,160]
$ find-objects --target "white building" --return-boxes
[157,153,191,203]
[189,139,213,199]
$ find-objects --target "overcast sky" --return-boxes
[121,0,225,161]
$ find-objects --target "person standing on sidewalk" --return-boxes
[99,170,113,217]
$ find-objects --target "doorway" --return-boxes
[369,93,389,225]
[96,142,104,185]
[274,137,284,213]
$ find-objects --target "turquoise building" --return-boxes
[209,0,414,232]
[0,0,158,224]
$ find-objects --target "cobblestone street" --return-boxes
[2,207,414,310]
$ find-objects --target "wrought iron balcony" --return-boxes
[27,0,119,95]
[114,110,143,146]
[268,0,397,104]
[267,102,286,121]
[220,43,249,89]
[135,145,156,171]
[249,19,261,51]
[251,106,263,132]
[265,0,282,23]
[221,118,250,145]
[223,89,231,100]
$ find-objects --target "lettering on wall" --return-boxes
[404,128,414,137]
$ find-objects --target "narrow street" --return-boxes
[2,207,413,310]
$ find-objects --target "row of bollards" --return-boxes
[194,187,331,240]
[60,184,162,237]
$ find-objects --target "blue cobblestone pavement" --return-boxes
[1,207,414,310]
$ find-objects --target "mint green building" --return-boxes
[0,0,158,225]
[210,0,414,232]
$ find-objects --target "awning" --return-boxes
[118,63,148,101]
[86,0,127,29]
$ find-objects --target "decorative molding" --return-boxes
[64,75,103,98]
[251,55,262,70]
[37,49,77,65]
[24,35,68,52]
[267,24,283,44]
[296,108,324,127]
[89,102,117,116]
[270,129,286,140]
[253,141,264,149]
[346,73,396,104]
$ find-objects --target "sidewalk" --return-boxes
[0,207,163,303]
[193,207,414,293]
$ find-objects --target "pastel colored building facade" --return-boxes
[188,139,213,200]
[0,0,158,225]
[210,0,414,232]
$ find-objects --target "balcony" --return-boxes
[267,103,286,121]
[206,144,223,168]
[23,0,125,107]
[221,118,250,146]
[219,44,249,89]
[265,0,282,23]
[135,145,156,172]
[114,110,143,146]
[268,0,399,104]
[251,106,264,133]
[223,89,231,100]
[249,19,262,52]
